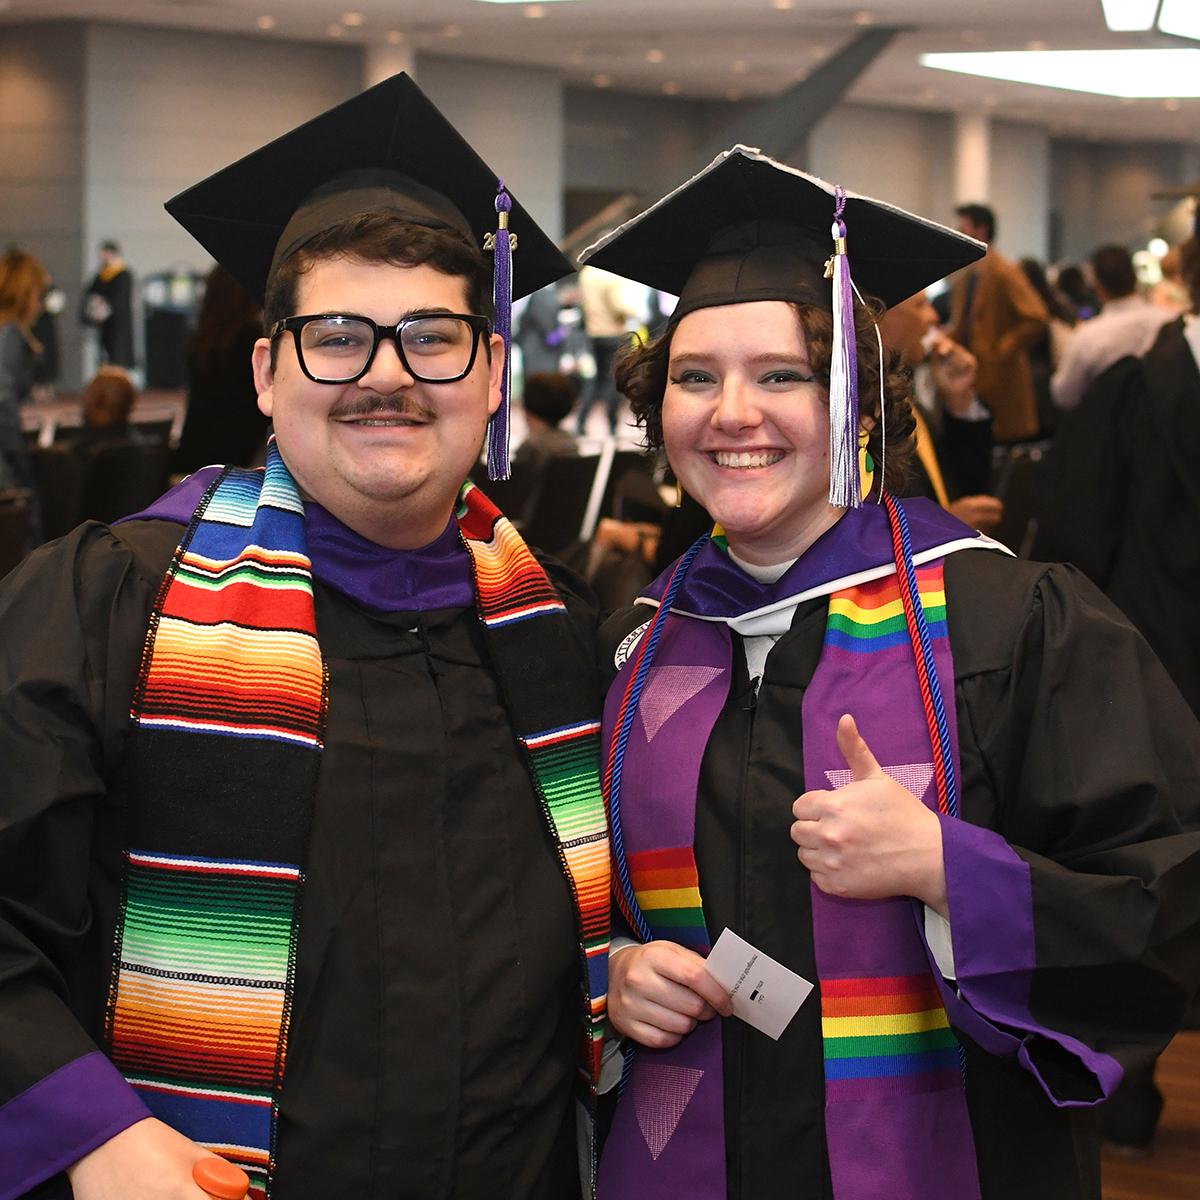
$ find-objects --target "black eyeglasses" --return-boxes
[270,312,492,385]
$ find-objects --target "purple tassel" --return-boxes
[487,180,514,481]
[827,186,860,509]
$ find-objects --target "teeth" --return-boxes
[712,450,784,469]
[352,418,414,426]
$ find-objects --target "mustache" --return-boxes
[328,394,437,421]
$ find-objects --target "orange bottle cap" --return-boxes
[192,1157,250,1199]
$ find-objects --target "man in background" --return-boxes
[575,264,634,437]
[81,239,135,369]
[1051,243,1173,411]
[950,204,1048,443]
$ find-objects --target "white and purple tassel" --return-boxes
[487,180,514,481]
[826,186,861,508]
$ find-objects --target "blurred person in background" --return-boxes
[0,249,47,548]
[74,365,142,454]
[1149,244,1190,316]
[172,265,269,473]
[878,291,1003,532]
[950,204,1049,443]
[80,239,135,369]
[576,263,636,437]
[1019,258,1077,435]
[1035,231,1200,1158]
[513,371,578,476]
[1051,244,1173,412]
[1055,263,1099,322]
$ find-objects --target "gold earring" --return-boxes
[673,479,683,509]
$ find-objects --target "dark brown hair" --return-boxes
[614,299,917,493]
[192,265,262,365]
[1180,237,1200,315]
[263,213,493,369]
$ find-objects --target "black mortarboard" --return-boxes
[166,72,573,478]
[579,144,984,317]
[579,145,985,508]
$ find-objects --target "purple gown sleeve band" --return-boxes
[0,1050,151,1200]
[934,815,1124,1105]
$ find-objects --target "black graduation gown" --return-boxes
[600,548,1200,1200]
[1033,320,1200,715]
[0,518,593,1200]
[81,268,135,368]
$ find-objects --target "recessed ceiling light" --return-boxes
[524,4,547,16]
[1026,40,1049,51]
[921,49,1200,98]
[662,80,680,95]
[327,23,343,37]
[646,48,665,63]
[732,59,749,74]
[1158,0,1200,39]
[593,73,611,88]
[255,14,275,30]
[342,10,364,25]
[385,30,405,44]
[1100,0,1161,30]
[771,0,795,9]
[442,22,463,36]
[853,10,875,24]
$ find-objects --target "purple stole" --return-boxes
[599,499,998,1200]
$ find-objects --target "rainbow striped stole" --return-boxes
[825,564,947,654]
[457,481,611,1084]
[626,846,708,952]
[811,562,966,1109]
[821,973,960,1096]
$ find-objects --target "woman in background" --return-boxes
[0,250,49,547]
[172,264,268,473]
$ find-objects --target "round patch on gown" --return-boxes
[614,617,654,669]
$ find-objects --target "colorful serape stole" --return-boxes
[109,443,324,1199]
[457,481,611,1089]
[108,459,610,1196]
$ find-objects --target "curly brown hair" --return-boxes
[614,299,917,493]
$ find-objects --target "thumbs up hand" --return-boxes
[790,714,948,916]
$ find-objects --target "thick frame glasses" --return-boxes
[270,312,491,385]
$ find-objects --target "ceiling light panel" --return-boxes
[1158,0,1200,40]
[921,49,1200,97]
[1100,0,1161,30]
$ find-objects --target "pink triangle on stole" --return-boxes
[825,761,935,800]
[637,666,725,743]
[635,1063,706,1160]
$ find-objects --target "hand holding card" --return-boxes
[704,928,814,1041]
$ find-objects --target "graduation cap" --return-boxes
[166,72,572,479]
[580,145,985,507]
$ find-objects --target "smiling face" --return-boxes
[662,300,842,566]
[252,256,502,549]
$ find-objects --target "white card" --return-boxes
[704,928,814,1041]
